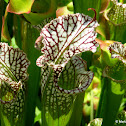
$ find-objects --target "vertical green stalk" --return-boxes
[68,92,85,126]
[13,15,22,49]
[90,90,94,121]
[0,0,4,41]
[73,0,101,19]
[119,0,124,3]
[96,77,106,118]
[0,1,4,125]
[102,78,124,126]
[20,21,41,126]
[13,16,41,126]
[96,77,124,126]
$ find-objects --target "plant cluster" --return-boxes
[0,0,126,126]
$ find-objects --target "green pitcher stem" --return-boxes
[90,89,94,121]
[96,76,106,118]
[96,77,124,126]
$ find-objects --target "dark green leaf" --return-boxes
[18,22,41,126]
[97,78,124,126]
[0,0,4,41]
[58,0,72,7]
[73,0,101,19]
[23,0,57,25]
[13,17,41,125]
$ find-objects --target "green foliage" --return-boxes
[17,21,41,126]
[73,0,101,19]
[7,0,34,14]
[0,0,126,126]
[0,0,4,41]
[104,0,126,43]
[23,0,57,25]
[97,78,124,126]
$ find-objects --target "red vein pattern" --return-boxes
[109,42,126,64]
[41,56,93,121]
[36,12,98,123]
[0,43,30,82]
[0,42,30,119]
[36,13,98,94]
[36,13,99,67]
[54,56,93,94]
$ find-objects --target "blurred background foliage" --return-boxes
[0,0,126,126]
